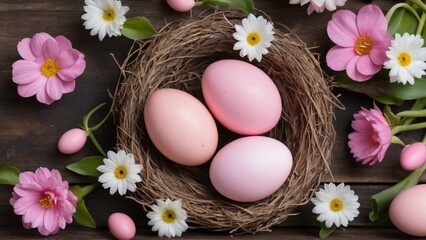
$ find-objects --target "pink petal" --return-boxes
[17,76,47,98]
[326,46,357,71]
[55,35,72,50]
[30,33,53,58]
[356,55,382,76]
[12,60,43,84]
[46,76,64,100]
[42,38,59,60]
[35,85,55,105]
[346,56,372,81]
[62,80,76,94]
[57,49,79,69]
[327,10,359,47]
[43,209,58,233]
[17,38,36,61]
[357,5,387,35]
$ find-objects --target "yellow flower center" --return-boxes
[329,198,344,212]
[41,59,59,77]
[354,36,373,55]
[39,194,55,209]
[162,209,176,223]
[114,166,127,179]
[103,8,115,21]
[247,32,261,46]
[397,52,411,67]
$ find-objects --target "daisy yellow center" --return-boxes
[162,209,176,223]
[39,194,55,209]
[247,32,261,46]
[354,36,372,55]
[114,166,127,179]
[41,59,59,77]
[329,198,344,212]
[103,8,115,21]
[397,52,411,67]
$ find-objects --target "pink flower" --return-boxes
[326,5,392,81]
[348,106,392,165]
[9,167,77,236]
[12,32,86,105]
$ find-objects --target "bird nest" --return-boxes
[113,10,337,234]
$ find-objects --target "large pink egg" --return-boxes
[400,142,426,171]
[57,128,87,154]
[167,0,195,12]
[144,88,218,166]
[108,212,136,240]
[389,184,426,236]
[209,136,293,202]
[202,59,282,135]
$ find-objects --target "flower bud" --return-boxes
[58,128,87,154]
[400,142,426,171]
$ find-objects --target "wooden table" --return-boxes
[0,0,418,239]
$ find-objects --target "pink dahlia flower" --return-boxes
[326,4,392,81]
[12,32,86,105]
[9,167,77,236]
[348,106,392,165]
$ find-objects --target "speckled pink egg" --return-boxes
[209,136,293,202]
[167,0,195,12]
[202,59,282,135]
[108,212,136,240]
[57,128,87,154]
[389,184,426,236]
[400,142,426,171]
[144,88,218,166]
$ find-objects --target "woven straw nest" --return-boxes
[113,10,337,234]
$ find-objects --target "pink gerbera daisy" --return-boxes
[12,32,86,105]
[326,4,392,81]
[9,167,77,236]
[348,106,392,165]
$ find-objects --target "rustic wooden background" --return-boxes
[0,0,419,239]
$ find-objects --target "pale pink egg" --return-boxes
[389,184,426,236]
[400,142,426,171]
[144,88,218,166]
[209,136,293,202]
[57,128,87,154]
[108,212,136,240]
[167,0,195,12]
[202,59,282,135]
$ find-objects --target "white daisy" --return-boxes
[233,14,274,62]
[289,0,347,14]
[384,33,426,85]
[81,0,129,41]
[311,183,360,228]
[97,150,142,196]
[147,198,188,238]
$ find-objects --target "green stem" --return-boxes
[422,133,426,143]
[386,2,421,22]
[88,132,106,158]
[409,0,426,13]
[391,136,406,147]
[416,12,426,35]
[392,121,426,135]
[402,98,426,125]
[83,103,106,131]
[397,108,426,117]
[194,1,204,6]
[82,103,110,158]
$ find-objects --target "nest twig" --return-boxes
[113,10,337,234]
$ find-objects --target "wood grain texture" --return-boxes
[0,0,421,239]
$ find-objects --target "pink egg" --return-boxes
[144,88,218,166]
[167,0,195,12]
[400,142,426,171]
[202,59,282,135]
[209,136,293,202]
[389,184,426,236]
[57,128,87,154]
[108,212,136,240]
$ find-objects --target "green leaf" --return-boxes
[0,166,20,186]
[73,198,96,228]
[202,0,255,13]
[71,183,99,201]
[387,7,419,36]
[122,17,158,40]
[66,156,104,177]
[335,71,426,105]
[383,105,401,126]
[369,163,426,222]
[319,221,336,239]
